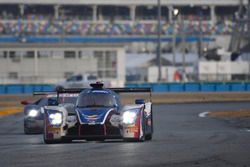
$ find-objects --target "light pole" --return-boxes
[157,0,162,82]
[198,10,203,58]
[172,8,179,67]
[180,16,186,82]
[247,0,250,81]
[59,8,65,43]
[248,0,250,45]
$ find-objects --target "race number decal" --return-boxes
[110,115,120,127]
[144,103,151,117]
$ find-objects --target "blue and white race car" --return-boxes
[21,93,78,134]
[42,82,153,143]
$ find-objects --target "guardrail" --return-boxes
[1,82,250,94]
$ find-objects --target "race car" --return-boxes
[42,82,153,144]
[21,93,78,134]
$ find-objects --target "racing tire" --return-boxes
[123,138,137,142]
[43,135,62,144]
[123,133,145,142]
[145,134,152,141]
[44,139,56,144]
[138,129,145,142]
[138,110,146,142]
[24,127,41,135]
[62,138,72,143]
[24,127,32,135]
[96,139,105,142]
[44,139,61,144]
[145,117,153,141]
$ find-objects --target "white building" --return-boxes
[0,0,248,84]
[0,43,125,86]
[198,61,250,81]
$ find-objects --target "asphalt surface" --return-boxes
[0,103,250,167]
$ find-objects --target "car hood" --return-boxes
[76,107,114,124]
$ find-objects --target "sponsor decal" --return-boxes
[147,119,152,126]
[85,115,98,120]
[47,127,60,134]
[144,103,151,117]
[47,93,78,98]
[77,108,113,124]
[125,126,139,133]
[110,115,120,127]
[88,122,96,125]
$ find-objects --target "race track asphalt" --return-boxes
[0,103,250,167]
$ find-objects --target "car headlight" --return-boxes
[28,109,39,117]
[49,113,62,125]
[122,111,137,124]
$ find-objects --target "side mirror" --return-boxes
[113,104,119,109]
[48,98,59,106]
[21,100,29,105]
[135,99,145,104]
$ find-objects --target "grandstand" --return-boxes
[0,0,249,84]
[0,0,247,39]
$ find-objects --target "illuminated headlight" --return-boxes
[49,113,62,125]
[122,111,137,124]
[28,109,39,117]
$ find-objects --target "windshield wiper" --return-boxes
[77,105,96,108]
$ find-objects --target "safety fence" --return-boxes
[0,20,238,36]
[1,82,250,94]
[0,36,214,43]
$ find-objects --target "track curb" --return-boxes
[0,108,22,117]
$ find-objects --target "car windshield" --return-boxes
[58,97,77,104]
[77,92,116,107]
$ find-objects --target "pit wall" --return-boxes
[0,84,54,94]
[126,82,250,92]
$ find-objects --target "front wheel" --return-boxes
[62,138,72,143]
[138,126,145,142]
[43,135,63,144]
[44,139,58,144]
[24,127,32,135]
[139,110,146,142]
[145,134,152,140]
